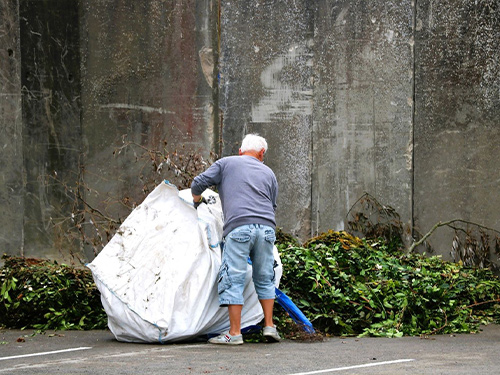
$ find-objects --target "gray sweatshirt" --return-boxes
[191,155,278,237]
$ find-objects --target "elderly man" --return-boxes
[191,133,280,345]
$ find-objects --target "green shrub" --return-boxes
[0,255,107,331]
[277,230,500,337]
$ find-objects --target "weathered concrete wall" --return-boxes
[0,0,82,260]
[1,0,499,262]
[0,0,23,255]
[413,0,500,258]
[219,1,314,239]
[19,0,83,259]
[219,1,414,240]
[0,0,217,262]
[79,0,218,259]
[312,1,414,237]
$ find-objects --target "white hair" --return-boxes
[240,133,268,153]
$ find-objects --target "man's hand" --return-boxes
[193,196,207,209]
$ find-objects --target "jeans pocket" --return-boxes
[229,229,251,243]
[264,229,276,244]
[217,261,232,295]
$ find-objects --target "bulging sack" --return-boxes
[87,181,282,343]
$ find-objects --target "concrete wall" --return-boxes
[311,1,414,238]
[0,0,218,262]
[0,0,23,255]
[0,0,82,259]
[413,0,500,259]
[219,0,414,240]
[19,0,83,259]
[219,1,315,239]
[79,0,218,259]
[1,0,499,263]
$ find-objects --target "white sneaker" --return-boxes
[208,332,243,345]
[262,326,281,342]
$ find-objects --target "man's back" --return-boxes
[191,155,278,237]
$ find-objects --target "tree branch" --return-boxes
[408,219,500,254]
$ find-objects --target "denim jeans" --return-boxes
[217,224,276,306]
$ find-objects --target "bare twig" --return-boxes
[77,195,121,224]
[408,219,500,254]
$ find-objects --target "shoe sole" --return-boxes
[208,333,243,345]
[208,338,243,345]
[263,334,280,343]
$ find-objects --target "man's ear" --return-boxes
[238,148,243,156]
[259,148,265,161]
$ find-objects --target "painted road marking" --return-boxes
[288,358,416,375]
[0,347,92,361]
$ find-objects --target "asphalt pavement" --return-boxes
[1,324,499,374]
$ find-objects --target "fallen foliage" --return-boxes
[0,255,107,330]
[276,230,500,337]
[2,229,500,337]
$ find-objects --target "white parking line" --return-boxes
[0,347,92,361]
[287,358,415,375]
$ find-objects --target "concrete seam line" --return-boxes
[287,358,415,375]
[0,347,92,361]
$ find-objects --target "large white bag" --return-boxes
[87,181,282,343]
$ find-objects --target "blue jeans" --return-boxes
[217,224,276,306]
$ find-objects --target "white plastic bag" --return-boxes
[87,181,282,343]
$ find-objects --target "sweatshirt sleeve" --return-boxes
[190,160,223,195]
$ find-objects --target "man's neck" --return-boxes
[240,150,263,161]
